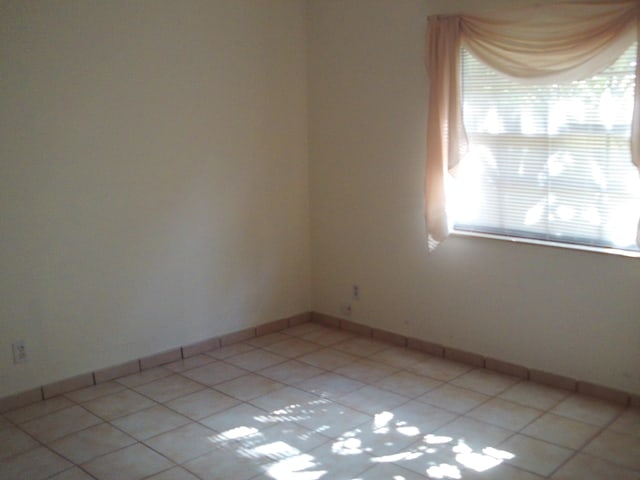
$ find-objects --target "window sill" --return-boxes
[451,229,640,259]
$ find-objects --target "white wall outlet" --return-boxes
[340,303,352,316]
[12,340,28,364]
[352,284,360,300]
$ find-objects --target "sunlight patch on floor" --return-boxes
[426,463,462,479]
[264,453,326,480]
[217,391,519,479]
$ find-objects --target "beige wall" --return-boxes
[2,0,639,400]
[308,0,640,395]
[0,0,310,397]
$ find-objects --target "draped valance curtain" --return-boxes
[425,0,640,248]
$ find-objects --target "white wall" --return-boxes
[308,0,640,394]
[0,0,310,397]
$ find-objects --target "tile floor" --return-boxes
[1,322,640,479]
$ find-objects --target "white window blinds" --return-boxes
[452,43,640,253]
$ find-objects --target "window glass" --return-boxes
[452,43,640,253]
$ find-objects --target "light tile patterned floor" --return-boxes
[1,322,640,479]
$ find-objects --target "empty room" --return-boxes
[1,0,639,479]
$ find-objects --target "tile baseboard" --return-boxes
[0,312,312,413]
[94,361,141,384]
[485,357,529,379]
[2,311,635,412]
[42,373,94,400]
[444,347,485,367]
[310,312,636,407]
[577,381,630,405]
[220,327,256,346]
[311,312,340,328]
[529,369,577,392]
[0,388,43,414]
[181,338,221,359]
[373,327,408,347]
[341,319,372,337]
[407,338,445,357]
[256,318,289,337]
[140,348,182,370]
[288,312,312,327]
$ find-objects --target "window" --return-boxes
[450,43,640,254]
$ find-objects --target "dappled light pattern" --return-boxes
[204,394,517,479]
[2,322,639,480]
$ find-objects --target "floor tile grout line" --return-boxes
[565,409,639,472]
[372,374,444,400]
[495,388,627,479]
[488,382,565,460]
[114,366,175,389]
[493,427,568,480]
[2,416,56,464]
[549,414,640,478]
[46,423,133,477]
[3,318,630,413]
[543,398,624,429]
[49,427,140,476]
[43,464,99,480]
[36,396,144,452]
[514,420,601,452]
[434,384,549,473]
[3,397,80,426]
[176,359,255,390]
[78,388,161,424]
[82,396,255,478]
[497,383,572,412]
[137,421,221,475]
[329,385,414,418]
[79,440,176,477]
[3,323,639,480]
[545,448,581,479]
[0,333,575,463]
[171,426,281,479]
[12,403,106,444]
[124,355,614,477]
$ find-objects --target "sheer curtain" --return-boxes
[425,0,640,249]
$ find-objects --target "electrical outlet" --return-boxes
[12,340,27,364]
[352,284,360,300]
